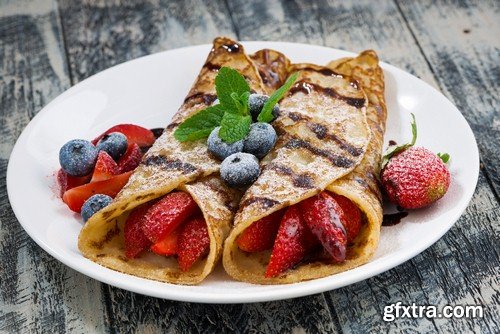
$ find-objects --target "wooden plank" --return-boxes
[58,0,237,83]
[396,0,500,197]
[57,1,342,332]
[227,0,500,332]
[0,0,106,332]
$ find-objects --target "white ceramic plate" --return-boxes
[7,42,479,303]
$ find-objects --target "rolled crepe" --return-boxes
[250,49,291,94]
[223,51,386,284]
[78,37,266,284]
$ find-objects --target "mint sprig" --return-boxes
[174,66,297,144]
[174,104,225,142]
[258,72,299,123]
[219,112,252,143]
[216,67,250,112]
[381,113,417,169]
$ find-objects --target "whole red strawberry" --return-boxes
[381,114,450,209]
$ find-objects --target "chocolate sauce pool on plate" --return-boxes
[382,212,408,226]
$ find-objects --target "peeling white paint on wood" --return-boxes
[0,0,498,333]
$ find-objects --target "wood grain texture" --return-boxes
[0,0,498,333]
[0,1,106,333]
[58,0,236,82]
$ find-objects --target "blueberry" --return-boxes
[243,123,277,159]
[220,153,260,188]
[248,94,280,122]
[207,127,244,160]
[96,132,128,160]
[81,194,113,222]
[59,139,98,176]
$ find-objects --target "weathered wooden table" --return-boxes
[1,0,498,332]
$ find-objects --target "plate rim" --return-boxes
[6,41,479,303]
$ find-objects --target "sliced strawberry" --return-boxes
[150,228,180,256]
[177,216,210,271]
[57,169,91,196]
[324,192,362,243]
[141,192,199,243]
[300,194,347,262]
[124,203,155,258]
[92,124,155,148]
[62,171,132,212]
[91,151,119,182]
[265,206,312,278]
[237,210,284,252]
[117,143,143,173]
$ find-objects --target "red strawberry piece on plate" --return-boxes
[381,146,450,209]
[117,143,143,173]
[90,151,118,182]
[300,194,347,262]
[92,124,155,148]
[141,192,199,243]
[237,210,284,252]
[62,171,132,212]
[124,203,155,258]
[150,227,180,256]
[57,169,91,196]
[323,192,362,243]
[265,205,313,278]
[177,215,210,271]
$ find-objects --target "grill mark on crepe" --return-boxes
[241,196,280,209]
[286,112,364,157]
[268,163,314,189]
[354,175,382,202]
[183,92,218,105]
[204,181,238,212]
[90,221,120,250]
[285,137,355,168]
[288,81,366,108]
[142,155,198,174]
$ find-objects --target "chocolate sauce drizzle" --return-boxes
[382,212,408,226]
[288,81,366,108]
[204,62,221,71]
[183,92,218,105]
[222,43,241,53]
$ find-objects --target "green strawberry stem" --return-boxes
[381,113,417,169]
[437,152,450,163]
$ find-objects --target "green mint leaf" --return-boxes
[258,72,299,123]
[215,67,250,112]
[381,113,418,169]
[218,112,251,143]
[437,152,450,163]
[174,104,225,142]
